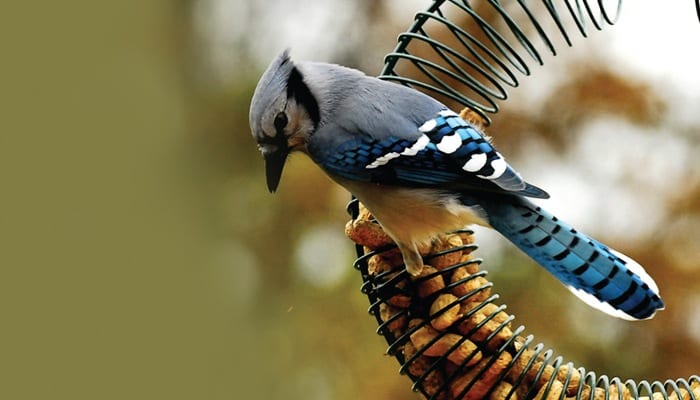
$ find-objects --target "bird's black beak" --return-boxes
[263,147,289,193]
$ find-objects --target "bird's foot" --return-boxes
[398,242,425,276]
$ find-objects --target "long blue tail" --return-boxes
[480,196,664,320]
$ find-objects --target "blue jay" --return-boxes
[249,50,664,321]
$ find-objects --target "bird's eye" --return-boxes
[273,112,288,133]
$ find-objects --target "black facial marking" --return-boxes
[287,67,320,128]
[258,132,287,148]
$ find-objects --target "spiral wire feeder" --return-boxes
[345,1,700,399]
[378,0,627,123]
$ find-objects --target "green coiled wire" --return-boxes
[380,0,623,123]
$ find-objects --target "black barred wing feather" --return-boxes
[319,110,548,199]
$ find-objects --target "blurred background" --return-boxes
[2,1,698,399]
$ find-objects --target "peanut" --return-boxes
[367,254,396,276]
[409,320,482,367]
[413,265,446,298]
[459,107,488,128]
[430,293,462,331]
[429,234,464,270]
[457,310,513,352]
[344,203,393,249]
[490,382,518,400]
[403,335,448,399]
[450,352,512,400]
[452,271,491,302]
[378,302,407,334]
[535,380,564,400]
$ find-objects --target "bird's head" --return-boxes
[249,49,321,192]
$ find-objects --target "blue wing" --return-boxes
[318,110,548,199]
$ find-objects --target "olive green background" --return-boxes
[2,2,215,398]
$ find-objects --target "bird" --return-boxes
[248,49,664,321]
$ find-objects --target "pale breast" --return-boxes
[338,179,489,246]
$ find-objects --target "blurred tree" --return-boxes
[188,0,700,398]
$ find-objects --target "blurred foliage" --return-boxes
[492,67,668,151]
[2,1,698,400]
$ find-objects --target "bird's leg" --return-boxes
[397,241,424,276]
